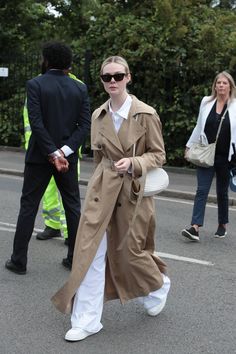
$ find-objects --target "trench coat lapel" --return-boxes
[118,114,145,153]
[201,98,216,130]
[94,96,146,154]
[99,111,124,153]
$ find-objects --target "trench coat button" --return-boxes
[117,202,122,207]
[94,197,99,202]
[119,174,124,178]
[97,144,102,149]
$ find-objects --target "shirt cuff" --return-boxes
[48,150,61,159]
[61,145,74,157]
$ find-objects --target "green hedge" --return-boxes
[1,1,236,166]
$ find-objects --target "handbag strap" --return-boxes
[132,116,139,178]
[215,107,228,143]
[132,116,138,158]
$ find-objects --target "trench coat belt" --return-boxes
[116,157,147,251]
[101,156,118,171]
[100,157,147,250]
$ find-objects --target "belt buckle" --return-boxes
[110,160,116,171]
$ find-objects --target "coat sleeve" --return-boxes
[27,79,58,156]
[132,112,166,177]
[186,97,207,147]
[62,84,91,152]
[90,110,103,166]
[228,99,236,160]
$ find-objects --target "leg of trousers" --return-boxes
[215,162,230,224]
[12,164,53,268]
[53,163,81,261]
[139,274,171,310]
[42,176,62,231]
[191,166,215,226]
[71,233,171,331]
[71,233,107,333]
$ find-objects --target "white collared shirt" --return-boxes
[109,95,132,133]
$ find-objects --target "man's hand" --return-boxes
[53,156,69,173]
[48,149,69,172]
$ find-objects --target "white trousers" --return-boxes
[71,233,170,332]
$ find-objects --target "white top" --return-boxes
[109,95,132,133]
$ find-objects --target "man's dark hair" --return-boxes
[42,41,72,70]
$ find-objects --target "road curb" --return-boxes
[159,189,236,206]
[0,145,196,176]
[1,168,235,205]
[0,168,24,177]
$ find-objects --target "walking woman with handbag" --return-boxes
[51,56,170,342]
[182,71,236,242]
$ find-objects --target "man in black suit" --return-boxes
[5,41,90,274]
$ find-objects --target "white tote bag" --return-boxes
[185,140,216,167]
[185,107,228,168]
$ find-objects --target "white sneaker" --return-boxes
[65,328,97,342]
[147,297,167,316]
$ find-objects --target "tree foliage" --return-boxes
[0,0,236,165]
[0,0,57,53]
[67,0,236,164]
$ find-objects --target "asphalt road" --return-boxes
[0,174,236,354]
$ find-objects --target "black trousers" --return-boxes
[11,162,81,268]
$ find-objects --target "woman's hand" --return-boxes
[184,147,190,159]
[114,158,131,173]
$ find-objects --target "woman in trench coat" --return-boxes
[51,56,171,342]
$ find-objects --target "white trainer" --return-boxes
[147,297,167,317]
[65,328,96,342]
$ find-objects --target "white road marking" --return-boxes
[0,174,23,180]
[0,221,43,233]
[0,226,16,232]
[155,251,214,266]
[155,196,236,211]
[0,221,213,266]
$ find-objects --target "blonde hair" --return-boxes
[100,56,130,75]
[211,71,236,101]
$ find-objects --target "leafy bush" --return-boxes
[70,1,236,165]
[0,93,24,146]
[1,1,236,166]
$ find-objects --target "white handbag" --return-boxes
[186,108,228,168]
[185,140,216,168]
[143,166,169,196]
[132,116,169,197]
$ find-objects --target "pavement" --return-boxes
[1,146,236,205]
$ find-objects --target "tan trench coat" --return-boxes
[51,95,168,314]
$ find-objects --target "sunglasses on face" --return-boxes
[100,73,127,82]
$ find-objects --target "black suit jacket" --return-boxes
[26,70,91,163]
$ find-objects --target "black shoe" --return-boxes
[214,225,227,238]
[64,238,69,246]
[181,227,200,242]
[5,259,26,275]
[36,226,61,240]
[62,258,72,270]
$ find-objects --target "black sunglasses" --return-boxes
[100,73,127,82]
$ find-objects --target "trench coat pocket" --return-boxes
[130,178,141,202]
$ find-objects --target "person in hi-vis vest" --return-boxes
[23,72,83,245]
